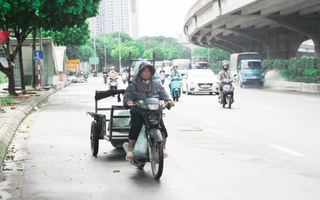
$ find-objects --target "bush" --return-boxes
[263,58,320,83]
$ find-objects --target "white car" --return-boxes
[182,69,219,95]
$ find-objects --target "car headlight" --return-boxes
[148,104,159,110]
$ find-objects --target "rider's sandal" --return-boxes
[126,152,134,161]
[163,150,169,158]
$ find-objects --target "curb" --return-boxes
[265,81,320,93]
[0,81,71,168]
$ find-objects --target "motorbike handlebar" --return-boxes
[128,101,171,110]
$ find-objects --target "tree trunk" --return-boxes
[7,70,16,96]
[18,46,26,95]
[2,39,18,96]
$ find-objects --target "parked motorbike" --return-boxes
[219,78,234,109]
[123,98,171,179]
[93,70,98,77]
[170,76,182,102]
[109,76,118,90]
[160,73,166,85]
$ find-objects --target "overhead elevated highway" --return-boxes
[184,0,320,59]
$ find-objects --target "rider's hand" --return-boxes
[127,101,134,106]
[168,101,175,107]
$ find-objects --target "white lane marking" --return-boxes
[263,106,278,111]
[303,98,319,101]
[270,145,304,156]
[203,121,217,126]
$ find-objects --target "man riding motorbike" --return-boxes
[169,65,181,90]
[218,63,234,103]
[159,66,166,75]
[123,62,175,161]
[102,67,108,76]
[108,66,118,78]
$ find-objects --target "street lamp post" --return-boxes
[103,6,107,69]
[94,36,97,72]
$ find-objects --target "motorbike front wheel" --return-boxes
[151,140,164,179]
[226,95,232,109]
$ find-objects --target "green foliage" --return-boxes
[192,47,230,64]
[138,36,190,60]
[42,22,91,46]
[0,0,102,95]
[209,63,222,74]
[111,40,145,61]
[263,57,320,83]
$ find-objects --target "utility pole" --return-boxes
[118,0,122,69]
[119,31,121,68]
[104,39,107,69]
[32,28,36,88]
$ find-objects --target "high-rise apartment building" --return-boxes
[88,0,139,38]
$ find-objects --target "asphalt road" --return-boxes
[1,76,320,200]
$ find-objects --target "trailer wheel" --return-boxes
[90,120,99,156]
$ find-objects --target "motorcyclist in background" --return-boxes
[83,68,89,76]
[102,67,108,76]
[218,63,234,103]
[108,66,118,78]
[169,65,181,90]
[159,66,166,74]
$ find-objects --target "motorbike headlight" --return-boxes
[189,82,194,85]
[148,104,159,110]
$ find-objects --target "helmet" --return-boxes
[111,66,115,70]
[222,63,228,70]
[173,65,178,70]
[139,62,155,76]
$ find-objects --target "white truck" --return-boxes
[191,56,209,69]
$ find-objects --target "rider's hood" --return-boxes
[139,62,155,76]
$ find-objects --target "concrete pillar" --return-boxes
[309,35,320,59]
[229,27,308,60]
[267,16,320,58]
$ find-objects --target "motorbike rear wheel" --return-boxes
[151,140,164,179]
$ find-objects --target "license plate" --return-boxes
[201,85,210,88]
[252,76,257,79]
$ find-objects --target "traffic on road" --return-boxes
[1,61,320,199]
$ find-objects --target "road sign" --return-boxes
[89,57,99,65]
[34,50,43,60]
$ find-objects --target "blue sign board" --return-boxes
[34,50,44,60]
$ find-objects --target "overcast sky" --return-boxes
[138,0,197,38]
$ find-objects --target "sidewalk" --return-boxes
[0,81,71,168]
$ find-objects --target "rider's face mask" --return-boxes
[223,67,228,71]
